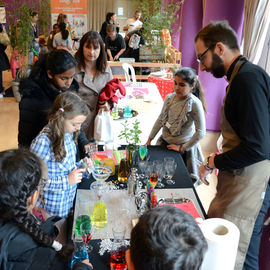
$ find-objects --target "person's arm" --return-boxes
[52,34,57,48]
[214,70,270,170]
[114,36,126,60]
[67,36,72,50]
[182,99,206,150]
[114,48,125,60]
[107,49,114,61]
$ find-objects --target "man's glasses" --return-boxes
[197,47,211,64]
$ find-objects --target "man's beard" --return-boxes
[211,53,226,78]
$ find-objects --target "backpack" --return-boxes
[128,33,140,50]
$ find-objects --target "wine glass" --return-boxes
[164,159,177,185]
[139,145,148,160]
[80,220,93,253]
[90,164,112,190]
[153,160,165,188]
[138,160,147,182]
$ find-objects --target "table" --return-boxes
[112,82,163,146]
[72,145,206,269]
[147,75,174,100]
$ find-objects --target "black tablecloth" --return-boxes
[71,145,206,269]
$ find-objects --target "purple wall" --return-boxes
[172,0,244,131]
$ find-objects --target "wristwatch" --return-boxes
[203,156,214,172]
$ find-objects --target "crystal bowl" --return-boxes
[92,164,112,183]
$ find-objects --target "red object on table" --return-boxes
[148,75,174,100]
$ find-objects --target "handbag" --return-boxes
[93,109,114,143]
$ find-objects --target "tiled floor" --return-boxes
[0,60,219,214]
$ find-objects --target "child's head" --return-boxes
[30,49,77,91]
[49,92,89,162]
[0,149,74,258]
[39,37,46,47]
[174,67,207,111]
[128,206,207,270]
[53,23,60,34]
[106,24,117,40]
[75,31,107,73]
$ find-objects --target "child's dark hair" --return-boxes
[175,67,207,112]
[29,49,76,82]
[59,22,69,40]
[48,92,89,162]
[0,149,74,259]
[75,31,107,73]
[130,206,207,270]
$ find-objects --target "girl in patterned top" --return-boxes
[147,67,207,185]
[31,92,90,218]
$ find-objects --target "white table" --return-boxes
[111,82,163,146]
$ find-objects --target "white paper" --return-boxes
[118,7,123,16]
[200,218,240,270]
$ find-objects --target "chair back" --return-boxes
[122,63,136,83]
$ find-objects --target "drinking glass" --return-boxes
[112,105,119,119]
[153,160,165,188]
[164,158,177,185]
[138,145,148,160]
[70,237,89,269]
[138,160,147,182]
[110,222,128,270]
[80,220,93,253]
[90,164,112,190]
[118,158,131,183]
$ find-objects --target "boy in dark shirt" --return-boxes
[105,24,126,61]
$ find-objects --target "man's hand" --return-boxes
[199,164,211,185]
[146,138,152,146]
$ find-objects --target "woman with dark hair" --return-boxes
[18,49,90,160]
[0,148,92,269]
[100,12,119,42]
[74,31,113,140]
[53,22,72,51]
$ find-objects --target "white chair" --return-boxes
[122,63,137,83]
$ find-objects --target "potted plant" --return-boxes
[118,119,142,165]
[135,0,183,62]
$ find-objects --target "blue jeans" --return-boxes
[243,178,270,270]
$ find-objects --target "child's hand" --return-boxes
[167,144,180,152]
[68,167,86,185]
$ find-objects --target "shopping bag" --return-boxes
[94,109,114,143]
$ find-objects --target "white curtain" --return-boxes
[87,0,113,32]
[242,0,270,64]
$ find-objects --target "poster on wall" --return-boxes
[51,0,87,40]
[0,6,6,24]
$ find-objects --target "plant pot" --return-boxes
[11,81,21,102]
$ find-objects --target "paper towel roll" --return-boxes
[200,218,240,270]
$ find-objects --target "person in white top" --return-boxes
[123,10,143,34]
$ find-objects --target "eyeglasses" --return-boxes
[197,47,211,64]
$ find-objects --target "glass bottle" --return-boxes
[92,185,107,229]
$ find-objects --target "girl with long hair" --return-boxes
[53,22,72,51]
[31,92,90,218]
[74,31,113,140]
[147,67,207,185]
[0,148,92,269]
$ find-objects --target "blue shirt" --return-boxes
[31,125,77,218]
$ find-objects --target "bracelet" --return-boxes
[203,156,214,172]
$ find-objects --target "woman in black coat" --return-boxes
[0,23,10,96]
[18,49,90,160]
[99,12,119,42]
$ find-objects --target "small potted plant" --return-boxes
[118,119,142,165]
